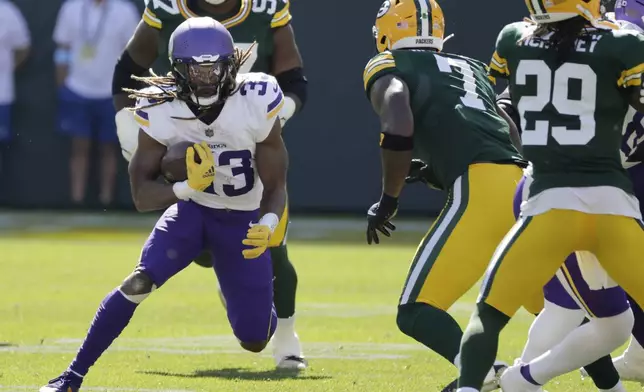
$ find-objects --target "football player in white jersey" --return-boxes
[40,17,288,392]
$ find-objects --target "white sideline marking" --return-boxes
[0,336,425,360]
[0,386,194,392]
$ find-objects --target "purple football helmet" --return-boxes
[615,0,644,30]
[169,17,237,107]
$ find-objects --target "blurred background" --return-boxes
[0,0,615,222]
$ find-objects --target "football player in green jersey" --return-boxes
[362,1,538,390]
[111,0,307,370]
[457,1,644,391]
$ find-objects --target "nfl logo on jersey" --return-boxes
[205,128,214,137]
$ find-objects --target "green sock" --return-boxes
[458,302,509,389]
[270,244,298,318]
[396,302,462,364]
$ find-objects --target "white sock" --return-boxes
[455,388,478,392]
[529,309,634,384]
[601,380,627,392]
[521,300,585,362]
[274,315,296,339]
[272,315,302,359]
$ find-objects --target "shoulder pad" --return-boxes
[235,72,283,141]
[143,0,183,29]
[489,21,531,83]
[498,21,534,46]
[238,73,283,118]
[248,0,292,28]
[363,51,397,92]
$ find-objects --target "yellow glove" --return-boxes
[186,141,215,192]
[242,225,271,259]
[242,213,279,259]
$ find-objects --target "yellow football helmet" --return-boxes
[525,0,602,24]
[372,0,445,53]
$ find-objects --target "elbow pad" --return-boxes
[275,67,308,113]
[112,50,149,96]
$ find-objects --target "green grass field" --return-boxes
[1,225,642,392]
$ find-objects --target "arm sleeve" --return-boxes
[271,0,292,29]
[363,51,398,98]
[4,3,30,49]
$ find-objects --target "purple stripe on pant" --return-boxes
[138,201,276,343]
[513,175,629,318]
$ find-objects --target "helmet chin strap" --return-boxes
[203,0,227,4]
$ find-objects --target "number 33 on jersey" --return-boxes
[134,73,285,211]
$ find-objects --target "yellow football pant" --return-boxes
[398,163,544,314]
[481,210,644,317]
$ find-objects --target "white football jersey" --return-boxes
[134,72,284,211]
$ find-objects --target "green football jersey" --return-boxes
[363,49,524,190]
[489,21,644,196]
[142,0,292,74]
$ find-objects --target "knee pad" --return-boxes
[119,270,156,304]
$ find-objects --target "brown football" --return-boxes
[161,141,200,183]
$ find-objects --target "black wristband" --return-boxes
[380,133,414,151]
[379,193,399,210]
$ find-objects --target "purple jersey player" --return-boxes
[40,17,289,392]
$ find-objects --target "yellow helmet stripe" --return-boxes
[414,0,431,37]
[525,0,536,14]
[530,0,545,14]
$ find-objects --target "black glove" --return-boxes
[405,159,428,184]
[367,194,398,245]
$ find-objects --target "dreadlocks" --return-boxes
[522,17,592,65]
[125,43,256,112]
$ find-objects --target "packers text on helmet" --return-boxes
[525,0,602,25]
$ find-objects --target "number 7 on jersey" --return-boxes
[434,54,486,110]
